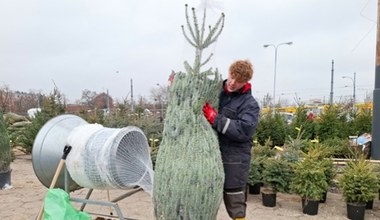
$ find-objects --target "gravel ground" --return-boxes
[0,152,379,220]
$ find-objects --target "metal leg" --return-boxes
[111,188,142,203]
[69,188,142,220]
[71,197,129,220]
[79,189,93,211]
[63,157,140,219]
[64,167,69,193]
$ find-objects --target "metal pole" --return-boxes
[342,74,355,107]
[330,60,334,105]
[263,42,293,114]
[371,0,380,159]
[273,47,278,112]
[353,72,356,108]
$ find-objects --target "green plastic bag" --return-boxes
[44,188,91,220]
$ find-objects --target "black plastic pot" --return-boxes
[302,198,319,215]
[365,200,373,209]
[0,168,11,189]
[249,183,261,195]
[347,202,366,220]
[319,191,327,203]
[262,191,276,207]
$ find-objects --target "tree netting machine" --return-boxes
[32,114,154,219]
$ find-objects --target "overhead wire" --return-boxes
[350,0,376,52]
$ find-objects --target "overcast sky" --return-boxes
[0,0,377,105]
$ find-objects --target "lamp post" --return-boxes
[372,0,380,159]
[263,41,293,114]
[342,72,356,108]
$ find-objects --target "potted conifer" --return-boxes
[0,109,13,189]
[291,149,329,215]
[319,157,335,203]
[247,156,263,194]
[309,141,335,203]
[261,157,293,207]
[338,157,379,220]
[374,164,380,200]
[249,140,276,195]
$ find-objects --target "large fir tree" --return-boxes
[153,4,225,220]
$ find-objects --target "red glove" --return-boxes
[202,102,217,124]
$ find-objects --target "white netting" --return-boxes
[65,124,153,194]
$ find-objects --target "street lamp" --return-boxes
[342,72,356,108]
[263,41,293,113]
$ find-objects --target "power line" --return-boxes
[351,0,377,52]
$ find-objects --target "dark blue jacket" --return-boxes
[212,80,260,189]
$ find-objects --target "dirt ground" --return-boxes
[1,151,380,220]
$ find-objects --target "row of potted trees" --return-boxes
[248,136,379,220]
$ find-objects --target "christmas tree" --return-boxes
[153,4,225,220]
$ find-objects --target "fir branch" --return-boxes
[203,13,225,49]
[184,61,194,74]
[191,7,201,46]
[200,8,207,47]
[201,53,213,67]
[181,25,197,48]
[184,4,196,44]
[200,67,213,76]
[181,5,225,75]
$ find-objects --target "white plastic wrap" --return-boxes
[66,124,153,194]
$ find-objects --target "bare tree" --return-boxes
[12,91,41,115]
[0,85,11,112]
[79,89,97,108]
[261,93,271,108]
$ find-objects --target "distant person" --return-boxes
[202,60,260,220]
[307,111,314,120]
